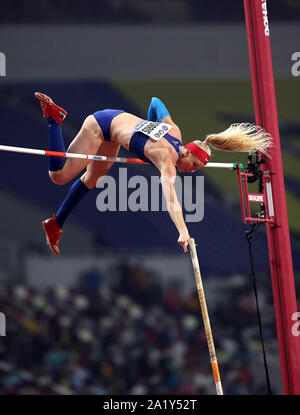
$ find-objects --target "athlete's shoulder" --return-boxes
[168,125,182,142]
[161,116,182,140]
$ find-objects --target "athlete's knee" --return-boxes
[80,173,97,189]
[81,165,113,189]
[49,170,70,185]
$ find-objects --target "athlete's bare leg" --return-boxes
[49,115,104,185]
[80,141,121,189]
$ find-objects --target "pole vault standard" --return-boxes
[244,0,300,394]
[0,144,241,169]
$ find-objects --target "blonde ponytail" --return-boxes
[204,123,273,156]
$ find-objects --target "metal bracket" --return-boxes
[236,162,276,225]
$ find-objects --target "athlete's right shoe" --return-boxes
[42,214,63,255]
[35,92,67,125]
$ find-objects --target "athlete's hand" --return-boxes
[178,232,190,253]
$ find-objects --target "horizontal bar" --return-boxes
[0,144,146,165]
[0,144,243,169]
[205,162,243,169]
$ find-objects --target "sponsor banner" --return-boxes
[248,193,264,203]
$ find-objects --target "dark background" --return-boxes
[0,0,300,395]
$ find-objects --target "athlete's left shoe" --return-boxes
[42,214,63,255]
[35,92,67,125]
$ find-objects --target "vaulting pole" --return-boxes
[189,238,223,395]
[244,0,300,394]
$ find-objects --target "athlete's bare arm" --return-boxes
[155,156,190,252]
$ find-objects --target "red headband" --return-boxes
[185,142,210,165]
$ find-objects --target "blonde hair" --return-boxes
[199,123,273,156]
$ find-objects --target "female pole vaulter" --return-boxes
[35,93,272,255]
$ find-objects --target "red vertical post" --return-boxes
[243,0,300,394]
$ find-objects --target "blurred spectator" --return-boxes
[0,263,281,395]
[78,266,104,294]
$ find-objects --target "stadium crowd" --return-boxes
[0,260,282,395]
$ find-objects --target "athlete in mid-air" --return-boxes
[35,93,271,255]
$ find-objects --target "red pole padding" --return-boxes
[244,0,300,394]
[45,150,67,158]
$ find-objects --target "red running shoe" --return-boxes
[42,214,63,255]
[35,92,67,125]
